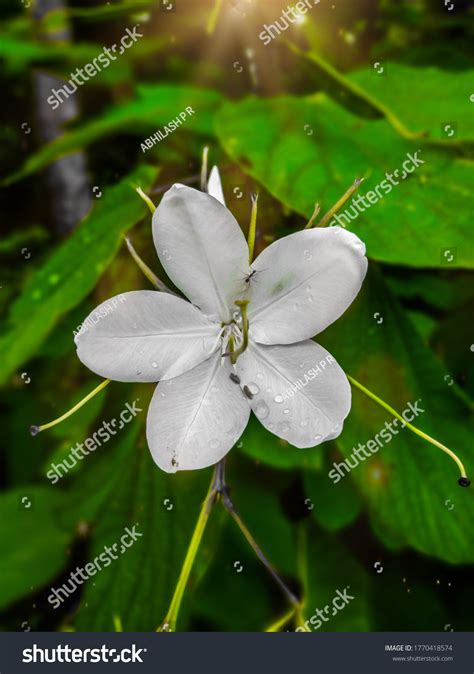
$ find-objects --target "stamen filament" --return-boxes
[206,0,223,34]
[312,178,363,228]
[247,192,259,263]
[304,202,321,229]
[201,146,209,191]
[135,187,156,215]
[346,375,470,486]
[227,301,250,364]
[30,379,110,436]
[124,236,176,295]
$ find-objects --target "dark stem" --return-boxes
[214,459,300,608]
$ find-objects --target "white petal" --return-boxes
[207,165,226,205]
[75,291,220,383]
[152,184,249,322]
[147,354,250,472]
[247,227,368,344]
[235,340,351,448]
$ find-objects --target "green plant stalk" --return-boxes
[347,374,469,480]
[158,472,217,631]
[265,608,296,632]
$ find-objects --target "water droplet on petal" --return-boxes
[283,408,290,415]
[246,382,260,396]
[254,400,270,419]
[274,394,284,404]
[277,421,290,434]
[313,434,322,442]
[151,361,158,368]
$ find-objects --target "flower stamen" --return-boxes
[247,193,259,263]
[30,378,110,436]
[223,300,250,364]
[347,375,470,487]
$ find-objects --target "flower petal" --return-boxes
[247,227,368,344]
[152,184,249,322]
[147,353,250,472]
[75,290,220,383]
[235,340,351,448]
[207,165,226,205]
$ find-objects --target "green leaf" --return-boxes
[287,45,473,148]
[299,524,372,631]
[0,487,72,610]
[216,95,474,268]
[318,267,474,564]
[303,455,363,532]
[0,164,158,385]
[349,64,474,143]
[5,86,222,184]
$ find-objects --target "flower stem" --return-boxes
[158,458,302,631]
[217,460,300,608]
[30,379,110,436]
[248,192,259,263]
[265,608,296,632]
[346,374,470,486]
[157,469,218,632]
[312,178,363,228]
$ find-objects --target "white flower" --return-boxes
[75,168,368,473]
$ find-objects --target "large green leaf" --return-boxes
[349,64,474,143]
[299,524,372,631]
[0,164,158,385]
[5,86,222,184]
[288,44,474,147]
[318,267,474,564]
[303,455,363,532]
[216,95,473,268]
[0,487,72,610]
